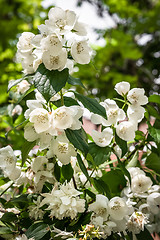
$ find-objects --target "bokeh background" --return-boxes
[0,0,160,147]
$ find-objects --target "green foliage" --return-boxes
[89,142,111,166]
[33,64,69,102]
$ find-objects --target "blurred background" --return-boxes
[0,0,160,148]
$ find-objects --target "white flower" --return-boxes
[147,192,160,215]
[17,80,30,94]
[127,105,145,123]
[72,20,87,36]
[47,134,76,165]
[12,105,22,116]
[131,174,153,194]
[17,32,35,52]
[40,181,85,219]
[41,33,62,54]
[42,48,67,71]
[89,194,109,221]
[51,106,83,131]
[108,197,128,220]
[28,196,44,220]
[29,108,51,134]
[127,167,145,179]
[115,81,130,96]
[91,128,113,147]
[127,88,148,106]
[0,146,17,174]
[127,212,147,234]
[71,40,91,64]
[116,121,137,141]
[15,234,34,240]
[46,7,77,34]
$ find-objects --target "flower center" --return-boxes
[58,143,68,154]
[50,56,59,65]
[77,42,84,54]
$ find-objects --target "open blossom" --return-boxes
[17,32,35,52]
[41,33,62,54]
[147,192,160,215]
[108,197,128,220]
[15,235,34,240]
[71,40,91,64]
[42,48,67,71]
[51,106,83,131]
[116,121,137,141]
[17,80,30,94]
[131,174,153,194]
[127,212,147,234]
[47,134,76,165]
[40,181,85,219]
[89,194,109,221]
[115,81,130,96]
[127,105,145,123]
[127,88,148,106]
[91,128,113,147]
[29,108,51,134]
[28,196,44,220]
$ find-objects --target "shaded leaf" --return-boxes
[21,140,36,166]
[1,212,17,223]
[74,92,106,118]
[136,227,153,240]
[25,222,49,240]
[89,143,111,166]
[62,163,74,182]
[115,133,127,157]
[77,153,90,183]
[33,63,69,102]
[68,75,85,88]
[93,178,112,199]
[146,152,160,174]
[149,94,160,105]
[148,121,160,144]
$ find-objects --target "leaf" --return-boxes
[89,143,111,166]
[77,153,90,183]
[65,128,89,155]
[74,92,106,118]
[146,105,160,120]
[25,222,49,240]
[16,85,35,104]
[101,169,127,196]
[146,152,160,174]
[68,75,85,88]
[136,227,153,240]
[21,140,36,166]
[53,96,79,108]
[0,226,12,235]
[33,63,69,102]
[1,212,17,223]
[93,178,112,199]
[149,94,160,105]
[117,157,131,185]
[62,163,74,182]
[54,162,61,182]
[148,121,160,144]
[85,189,96,200]
[115,133,128,157]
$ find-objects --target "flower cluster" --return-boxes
[16,7,91,74]
[91,81,148,145]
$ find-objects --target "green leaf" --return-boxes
[21,140,36,166]
[85,189,96,200]
[62,163,74,182]
[148,121,160,144]
[53,96,79,108]
[7,78,24,92]
[1,212,17,223]
[65,128,89,155]
[93,178,112,199]
[146,105,160,120]
[136,227,153,240]
[149,94,160,105]
[115,133,128,157]
[0,226,12,235]
[117,157,131,185]
[33,63,69,102]
[77,153,90,183]
[146,152,160,174]
[74,92,106,118]
[68,75,85,88]
[25,222,49,240]
[54,162,61,182]
[89,143,111,166]
[101,169,127,196]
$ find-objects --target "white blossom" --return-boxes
[15,234,34,240]
[89,194,109,221]
[47,134,76,165]
[108,197,128,220]
[12,105,22,116]
[41,33,62,54]
[17,80,30,94]
[71,40,91,64]
[42,48,67,71]
[115,81,130,96]
[116,121,137,141]
[131,174,153,194]
[127,105,145,123]
[127,88,148,106]
[28,196,44,220]
[17,32,35,52]
[40,181,85,219]
[91,128,113,147]
[147,192,160,215]
[29,108,51,134]
[127,212,147,234]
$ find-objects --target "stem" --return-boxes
[72,176,77,189]
[60,90,64,106]
[83,167,96,188]
[0,182,14,197]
